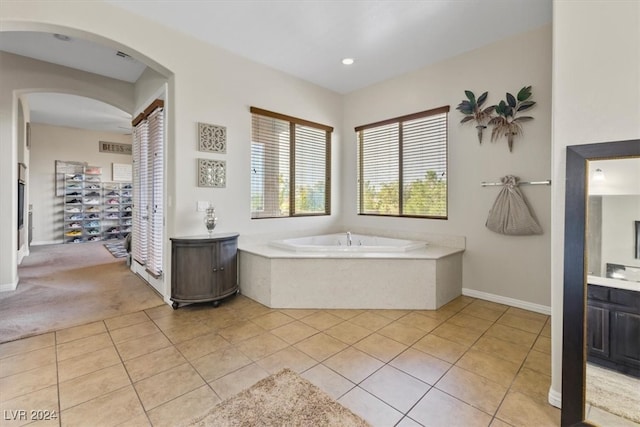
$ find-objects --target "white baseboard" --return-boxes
[0,277,18,292]
[462,288,551,316]
[548,387,562,408]
[31,240,62,246]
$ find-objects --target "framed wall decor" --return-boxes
[198,158,226,188]
[198,122,227,153]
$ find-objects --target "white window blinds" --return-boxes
[250,107,332,218]
[356,106,449,219]
[147,107,164,277]
[294,124,328,215]
[132,100,164,277]
[251,113,290,218]
[132,120,148,265]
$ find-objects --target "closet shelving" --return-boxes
[102,182,133,241]
[63,167,103,243]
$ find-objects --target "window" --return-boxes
[356,106,449,219]
[250,107,332,218]
[132,99,164,278]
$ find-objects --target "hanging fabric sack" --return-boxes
[486,175,543,235]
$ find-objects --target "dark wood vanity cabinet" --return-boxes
[170,233,239,309]
[587,284,640,378]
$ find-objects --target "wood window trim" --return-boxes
[132,99,164,127]
[250,106,333,133]
[355,105,450,132]
[250,107,332,218]
[356,105,449,219]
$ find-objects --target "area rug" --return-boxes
[586,363,640,423]
[103,240,127,258]
[184,368,370,427]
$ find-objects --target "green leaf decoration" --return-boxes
[460,116,475,124]
[517,86,532,102]
[464,90,476,103]
[486,86,535,151]
[517,101,536,112]
[477,92,488,107]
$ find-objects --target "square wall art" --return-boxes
[198,158,226,188]
[198,122,227,153]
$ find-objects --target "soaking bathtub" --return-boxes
[270,233,427,252]
[238,232,464,310]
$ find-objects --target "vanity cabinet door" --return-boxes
[586,304,610,359]
[611,310,640,370]
[171,242,215,300]
[213,238,238,297]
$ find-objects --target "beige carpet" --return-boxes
[185,369,370,427]
[0,242,164,343]
[586,363,640,423]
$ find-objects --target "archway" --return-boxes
[0,22,173,340]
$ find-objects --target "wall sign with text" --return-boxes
[99,141,132,155]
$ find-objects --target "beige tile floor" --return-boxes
[0,295,563,427]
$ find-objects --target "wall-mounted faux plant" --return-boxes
[456,90,495,144]
[488,86,536,152]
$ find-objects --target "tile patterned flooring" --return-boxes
[0,295,562,426]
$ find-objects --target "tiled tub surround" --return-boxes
[239,234,464,310]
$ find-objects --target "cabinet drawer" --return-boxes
[587,285,609,302]
[610,288,640,311]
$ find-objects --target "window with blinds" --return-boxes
[132,120,148,266]
[132,100,164,278]
[356,106,449,219]
[250,107,332,218]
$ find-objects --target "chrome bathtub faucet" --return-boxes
[346,231,352,246]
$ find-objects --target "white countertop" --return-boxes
[238,242,464,260]
[588,275,640,292]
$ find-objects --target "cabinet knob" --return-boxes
[213,268,217,272]
[220,267,224,271]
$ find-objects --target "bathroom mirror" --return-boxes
[562,139,640,426]
[587,158,640,283]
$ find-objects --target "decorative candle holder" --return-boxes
[204,206,217,236]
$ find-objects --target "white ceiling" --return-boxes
[589,158,640,196]
[25,93,134,134]
[1,0,552,133]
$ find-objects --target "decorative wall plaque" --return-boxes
[198,159,226,188]
[198,122,227,153]
[99,141,132,155]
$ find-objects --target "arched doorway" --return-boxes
[0,24,173,341]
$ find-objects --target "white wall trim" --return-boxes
[17,247,26,265]
[548,386,561,408]
[462,288,551,315]
[0,277,18,292]
[31,240,62,246]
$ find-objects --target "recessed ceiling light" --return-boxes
[592,168,605,182]
[53,34,71,42]
[341,58,355,65]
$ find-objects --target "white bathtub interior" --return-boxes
[270,233,427,252]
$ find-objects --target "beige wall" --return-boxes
[29,123,132,244]
[550,0,640,407]
[343,25,553,308]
